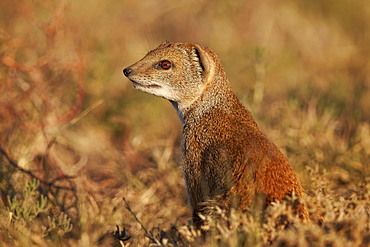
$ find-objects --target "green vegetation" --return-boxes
[0,0,369,246]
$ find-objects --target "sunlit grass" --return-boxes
[0,0,369,246]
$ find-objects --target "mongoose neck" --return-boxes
[179,79,239,124]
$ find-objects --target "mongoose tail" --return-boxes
[123,41,309,226]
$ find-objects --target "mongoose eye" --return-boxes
[159,60,172,70]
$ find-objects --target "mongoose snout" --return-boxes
[123,67,132,77]
[123,41,309,227]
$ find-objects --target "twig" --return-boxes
[57,99,104,132]
[0,147,75,191]
[122,197,150,236]
[122,197,162,245]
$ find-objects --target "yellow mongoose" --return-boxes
[123,41,308,226]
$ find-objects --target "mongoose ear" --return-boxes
[191,44,216,81]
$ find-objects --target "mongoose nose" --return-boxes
[123,67,132,77]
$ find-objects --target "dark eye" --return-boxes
[160,60,172,70]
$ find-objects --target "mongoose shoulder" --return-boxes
[123,41,308,225]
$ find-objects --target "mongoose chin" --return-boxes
[123,41,309,226]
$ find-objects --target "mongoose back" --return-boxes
[123,41,308,226]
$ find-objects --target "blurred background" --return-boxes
[0,0,369,245]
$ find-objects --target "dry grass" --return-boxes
[0,0,369,246]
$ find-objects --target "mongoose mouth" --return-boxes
[131,81,161,89]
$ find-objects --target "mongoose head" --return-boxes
[123,41,224,109]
